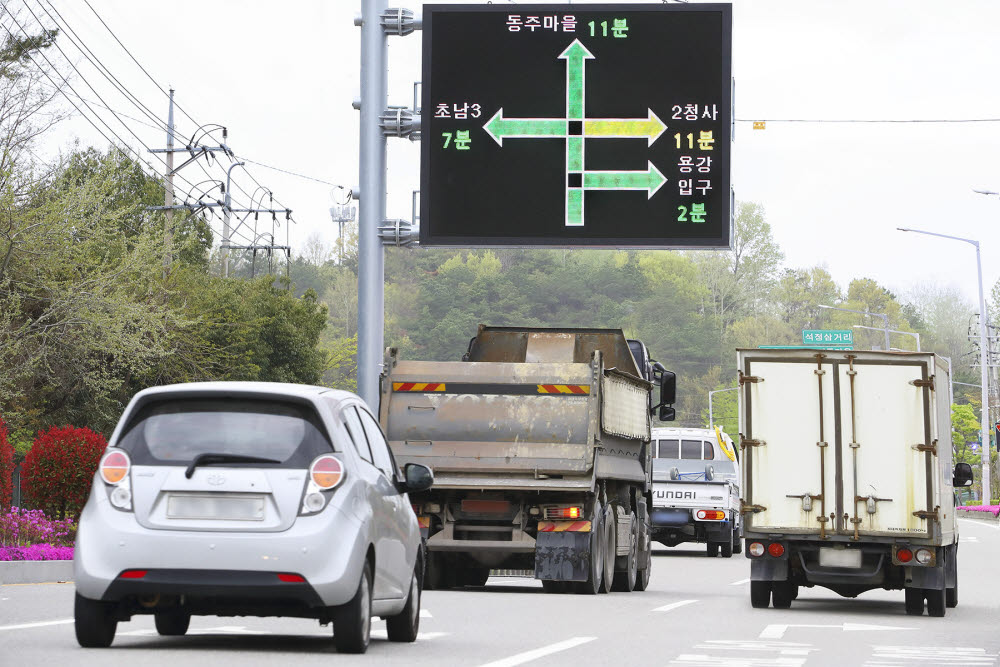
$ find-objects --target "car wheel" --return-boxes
[386,570,420,642]
[334,560,372,653]
[74,593,117,648]
[612,512,637,592]
[154,610,190,636]
[750,581,771,608]
[925,587,946,617]
[706,542,719,558]
[771,581,794,609]
[904,587,924,616]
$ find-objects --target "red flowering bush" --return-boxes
[21,426,107,520]
[0,416,12,508]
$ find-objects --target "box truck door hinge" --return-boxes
[909,377,934,390]
[913,507,939,521]
[740,436,765,449]
[912,440,937,455]
[738,372,763,386]
[740,501,766,514]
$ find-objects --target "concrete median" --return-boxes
[0,561,73,585]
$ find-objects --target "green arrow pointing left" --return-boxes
[484,108,567,146]
[583,161,667,199]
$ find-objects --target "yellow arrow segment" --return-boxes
[584,110,667,146]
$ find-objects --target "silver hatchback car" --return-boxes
[74,382,433,653]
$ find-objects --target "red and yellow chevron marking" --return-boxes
[537,520,592,532]
[393,382,446,392]
[536,384,590,395]
[417,517,431,528]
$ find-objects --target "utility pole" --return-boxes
[222,161,245,279]
[162,88,175,275]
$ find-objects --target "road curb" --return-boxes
[956,509,1000,525]
[0,561,73,585]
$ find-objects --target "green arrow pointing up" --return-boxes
[484,108,567,146]
[583,161,667,199]
[558,39,594,121]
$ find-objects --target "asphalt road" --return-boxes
[3,519,999,666]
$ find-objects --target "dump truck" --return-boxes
[738,348,973,616]
[379,326,676,594]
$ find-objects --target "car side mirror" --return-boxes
[403,463,434,493]
[953,462,974,488]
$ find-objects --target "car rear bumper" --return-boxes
[74,490,367,607]
[101,568,325,606]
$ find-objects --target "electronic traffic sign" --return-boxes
[420,3,732,247]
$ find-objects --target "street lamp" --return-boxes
[818,304,891,350]
[709,387,739,428]
[852,325,920,351]
[899,225,991,502]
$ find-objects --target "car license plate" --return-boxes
[818,547,862,568]
[166,494,266,521]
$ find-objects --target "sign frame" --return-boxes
[419,3,733,248]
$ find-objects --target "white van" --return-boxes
[649,427,742,557]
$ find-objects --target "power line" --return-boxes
[237,156,338,187]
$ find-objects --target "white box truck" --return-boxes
[737,348,974,617]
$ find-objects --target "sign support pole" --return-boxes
[356,0,389,411]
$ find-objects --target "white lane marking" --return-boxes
[0,618,73,632]
[672,656,805,666]
[372,629,448,641]
[864,645,998,665]
[959,518,1000,530]
[654,599,699,612]
[760,623,913,640]
[729,578,751,585]
[693,640,816,657]
[373,608,432,624]
[477,636,597,667]
[120,625,273,637]
[961,536,980,542]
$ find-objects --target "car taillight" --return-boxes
[749,542,765,557]
[767,542,785,558]
[310,455,344,490]
[696,510,726,520]
[896,547,913,563]
[100,450,130,485]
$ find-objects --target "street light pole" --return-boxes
[709,387,739,428]
[899,226,991,502]
[818,304,890,350]
[852,325,920,351]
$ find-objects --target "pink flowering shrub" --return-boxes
[957,505,1000,518]
[0,506,75,548]
[0,544,73,561]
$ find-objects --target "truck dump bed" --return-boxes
[738,348,953,544]
[381,327,651,490]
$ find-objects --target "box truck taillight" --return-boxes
[767,542,785,558]
[896,548,913,563]
[749,542,765,557]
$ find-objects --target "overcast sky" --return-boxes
[17,0,1000,308]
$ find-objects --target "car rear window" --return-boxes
[680,439,703,460]
[117,398,333,466]
[657,439,679,458]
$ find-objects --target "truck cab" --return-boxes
[649,426,742,557]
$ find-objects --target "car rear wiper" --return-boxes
[184,453,282,479]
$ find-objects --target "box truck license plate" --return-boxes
[818,547,862,568]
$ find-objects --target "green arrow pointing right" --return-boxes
[583,161,667,199]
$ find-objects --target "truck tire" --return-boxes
[542,580,567,594]
[424,553,445,590]
[462,568,490,587]
[721,531,734,558]
[732,527,742,554]
[925,588,946,617]
[750,581,771,608]
[634,521,652,592]
[612,512,638,592]
[946,582,958,608]
[575,505,604,595]
[600,504,615,594]
[706,542,719,558]
[904,587,923,616]
[771,581,794,609]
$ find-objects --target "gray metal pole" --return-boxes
[879,313,891,352]
[222,161,245,279]
[163,89,175,274]
[708,391,714,428]
[357,0,388,411]
[975,242,992,501]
